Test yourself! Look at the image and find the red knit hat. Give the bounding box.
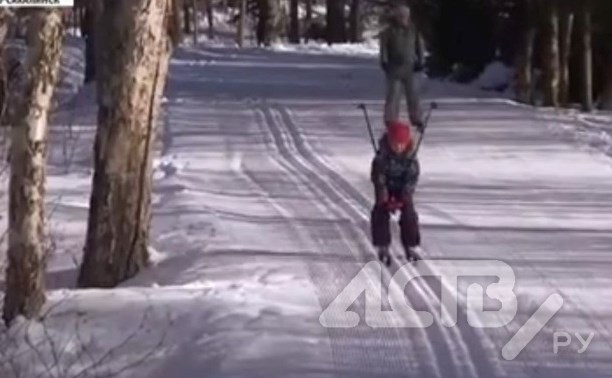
[387,121,411,146]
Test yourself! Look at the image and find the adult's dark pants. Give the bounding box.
[384,73,420,125]
[84,35,96,84]
[370,190,420,250]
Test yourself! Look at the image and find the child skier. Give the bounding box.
[370,120,421,265]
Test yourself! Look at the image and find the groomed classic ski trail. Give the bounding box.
[139,44,612,377]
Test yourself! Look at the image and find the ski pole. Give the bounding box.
[423,101,438,126]
[409,101,438,160]
[357,103,378,152]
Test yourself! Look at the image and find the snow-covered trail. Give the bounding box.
[289,99,612,378]
[148,44,612,377]
[149,98,492,378]
[3,42,612,378]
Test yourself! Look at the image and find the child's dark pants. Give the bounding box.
[370,190,420,250]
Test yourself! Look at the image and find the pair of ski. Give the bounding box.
[378,246,421,267]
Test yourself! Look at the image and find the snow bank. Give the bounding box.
[540,107,612,160]
[473,60,513,93]
[270,39,379,57]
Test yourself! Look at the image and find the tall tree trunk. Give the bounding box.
[326,0,346,44]
[256,0,267,45]
[600,66,612,110]
[578,0,593,111]
[289,0,299,44]
[78,0,175,288]
[305,0,312,24]
[542,0,560,107]
[192,0,198,44]
[0,9,10,123]
[599,39,612,110]
[237,0,246,47]
[270,0,281,44]
[515,0,537,104]
[257,0,280,46]
[206,0,214,39]
[349,0,362,43]
[2,9,63,326]
[558,1,574,106]
[183,0,192,34]
[0,9,8,57]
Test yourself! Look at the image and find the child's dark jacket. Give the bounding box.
[370,133,420,198]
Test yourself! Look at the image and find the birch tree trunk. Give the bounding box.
[3,9,63,326]
[78,0,175,288]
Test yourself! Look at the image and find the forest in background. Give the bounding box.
[61,0,610,111]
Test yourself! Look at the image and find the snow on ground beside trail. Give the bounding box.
[473,60,513,93]
[538,107,612,161]
[67,27,83,37]
[271,39,379,57]
[2,256,326,378]
[186,5,383,56]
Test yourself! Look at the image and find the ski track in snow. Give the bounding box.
[275,102,508,378]
[2,37,612,378]
[253,102,445,377]
[292,100,612,378]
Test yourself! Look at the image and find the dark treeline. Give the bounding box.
[57,0,612,111]
[2,1,611,129]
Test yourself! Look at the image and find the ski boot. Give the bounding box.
[377,246,391,266]
[404,246,421,263]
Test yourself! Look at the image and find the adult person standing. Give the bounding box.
[379,4,424,132]
[81,3,96,84]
